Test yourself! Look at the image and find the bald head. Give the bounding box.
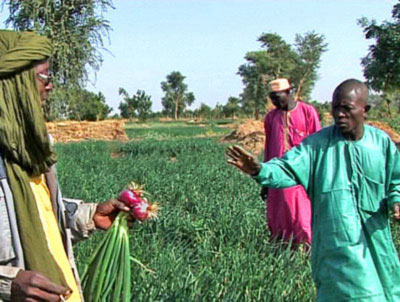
[332,79,368,106]
[331,79,370,140]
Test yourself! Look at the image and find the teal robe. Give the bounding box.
[254,125,400,301]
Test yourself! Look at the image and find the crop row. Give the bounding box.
[55,138,314,301]
[124,122,231,139]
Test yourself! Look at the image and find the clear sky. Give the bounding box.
[1,0,397,113]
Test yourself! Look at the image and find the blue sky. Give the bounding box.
[1,0,397,113]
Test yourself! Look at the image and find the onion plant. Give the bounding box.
[81,183,158,302]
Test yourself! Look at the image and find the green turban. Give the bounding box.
[0,29,55,175]
[0,30,68,289]
[0,30,53,76]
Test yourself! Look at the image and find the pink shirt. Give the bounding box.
[263,101,321,244]
[264,101,321,161]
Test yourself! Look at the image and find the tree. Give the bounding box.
[161,71,195,120]
[44,87,112,121]
[67,88,111,121]
[238,32,327,119]
[3,0,113,87]
[256,33,297,79]
[237,63,268,120]
[223,96,241,119]
[308,100,331,126]
[45,88,68,121]
[197,103,212,119]
[3,0,114,121]
[292,32,328,100]
[359,3,400,116]
[118,88,153,121]
[238,34,293,120]
[212,103,224,119]
[118,88,135,119]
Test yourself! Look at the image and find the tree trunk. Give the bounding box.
[174,100,178,120]
[295,79,304,101]
[382,82,392,119]
[385,97,392,118]
[174,95,182,120]
[397,98,400,114]
[254,107,259,120]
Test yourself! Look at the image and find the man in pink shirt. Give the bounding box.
[262,78,321,246]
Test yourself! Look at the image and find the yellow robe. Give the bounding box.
[29,175,81,302]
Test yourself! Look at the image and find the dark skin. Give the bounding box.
[227,80,400,220]
[261,88,295,200]
[226,145,261,176]
[268,89,296,111]
[11,60,132,302]
[331,82,370,141]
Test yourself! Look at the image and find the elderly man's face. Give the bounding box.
[269,90,290,110]
[34,60,53,104]
[331,89,367,139]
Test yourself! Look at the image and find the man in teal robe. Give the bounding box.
[227,79,400,301]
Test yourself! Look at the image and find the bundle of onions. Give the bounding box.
[81,182,158,302]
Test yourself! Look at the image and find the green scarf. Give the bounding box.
[0,30,67,287]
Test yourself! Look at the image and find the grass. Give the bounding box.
[55,122,316,301]
[124,121,232,139]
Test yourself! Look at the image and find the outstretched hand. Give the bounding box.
[226,145,261,176]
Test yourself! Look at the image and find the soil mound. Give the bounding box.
[46,120,129,143]
[366,121,400,144]
[222,120,265,156]
[222,119,400,155]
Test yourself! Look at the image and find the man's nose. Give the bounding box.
[336,109,346,117]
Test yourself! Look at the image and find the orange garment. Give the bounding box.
[29,175,81,302]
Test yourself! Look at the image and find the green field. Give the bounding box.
[56,121,314,301]
[124,121,232,139]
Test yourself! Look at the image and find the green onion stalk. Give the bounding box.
[81,183,158,302]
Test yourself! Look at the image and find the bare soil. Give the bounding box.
[46,120,129,143]
[222,119,400,155]
[222,120,265,156]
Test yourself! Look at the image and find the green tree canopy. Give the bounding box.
[118,88,153,121]
[3,0,114,87]
[161,71,195,120]
[3,0,114,121]
[223,96,241,119]
[67,88,111,121]
[212,102,224,119]
[359,3,400,115]
[292,32,328,100]
[46,87,111,121]
[238,62,268,120]
[196,103,212,119]
[238,31,327,119]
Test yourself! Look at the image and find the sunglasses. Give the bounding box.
[36,72,53,86]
